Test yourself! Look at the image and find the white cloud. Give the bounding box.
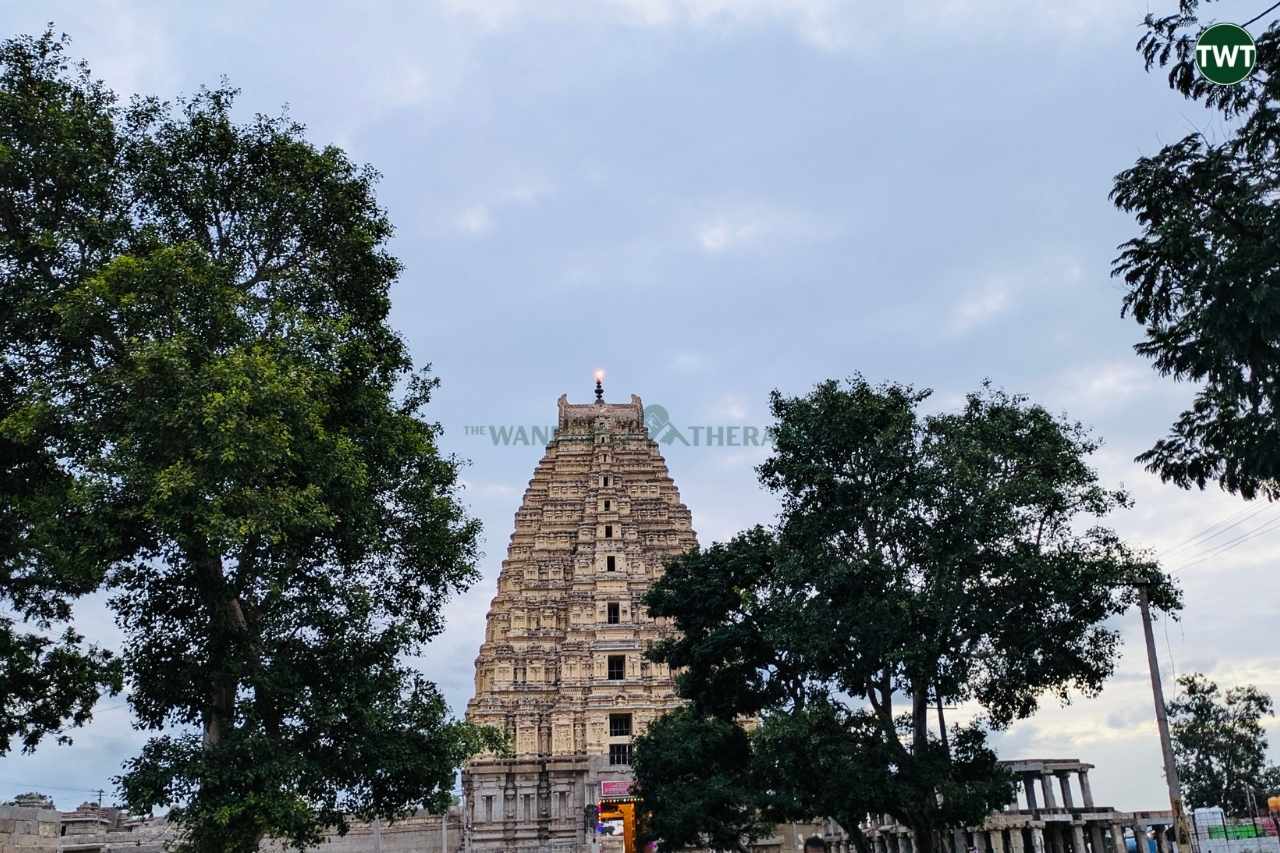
[440,0,848,50]
[707,393,750,421]
[716,444,772,471]
[1042,360,1192,421]
[691,202,834,255]
[949,283,1010,333]
[459,478,523,500]
[698,218,759,253]
[448,176,554,238]
[436,0,1144,53]
[612,0,846,50]
[455,204,493,235]
[668,352,708,374]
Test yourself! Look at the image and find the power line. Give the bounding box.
[1158,504,1271,559]
[0,780,109,794]
[1163,611,1179,699]
[1178,511,1280,563]
[1180,511,1280,565]
[1244,1,1280,28]
[1176,513,1280,570]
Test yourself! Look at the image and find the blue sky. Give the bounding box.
[3,0,1278,815]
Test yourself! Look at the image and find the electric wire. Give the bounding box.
[0,781,106,794]
[1157,503,1273,558]
[1175,512,1280,570]
[1244,1,1280,28]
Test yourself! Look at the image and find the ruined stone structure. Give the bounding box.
[461,384,697,852]
[816,759,1181,853]
[0,798,463,853]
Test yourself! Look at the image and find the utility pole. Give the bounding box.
[441,770,451,853]
[1137,583,1195,853]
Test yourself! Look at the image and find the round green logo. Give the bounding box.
[1195,23,1258,85]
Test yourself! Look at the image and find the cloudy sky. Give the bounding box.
[4,0,1278,816]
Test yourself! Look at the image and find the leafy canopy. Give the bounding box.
[0,29,502,851]
[636,378,1179,853]
[1168,673,1280,814]
[1112,0,1280,499]
[0,28,127,755]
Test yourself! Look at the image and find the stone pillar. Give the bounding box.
[1078,772,1095,808]
[1031,826,1047,853]
[1090,824,1106,853]
[1023,775,1040,811]
[1058,775,1075,810]
[1072,824,1088,853]
[1132,823,1149,853]
[991,829,1007,853]
[1009,828,1026,853]
[1110,825,1128,853]
[1040,775,1059,810]
[1153,825,1170,853]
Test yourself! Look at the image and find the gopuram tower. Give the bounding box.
[462,378,696,852]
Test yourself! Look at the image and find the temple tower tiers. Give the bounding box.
[462,387,697,853]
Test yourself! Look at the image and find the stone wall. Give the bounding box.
[0,804,60,852]
[0,802,460,853]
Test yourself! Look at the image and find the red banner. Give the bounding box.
[600,781,632,797]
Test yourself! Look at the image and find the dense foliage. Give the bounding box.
[1168,674,1280,813]
[1113,0,1280,499]
[0,27,127,757]
[0,30,502,851]
[634,379,1180,853]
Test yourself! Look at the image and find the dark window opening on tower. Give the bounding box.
[604,524,613,538]
[609,743,632,765]
[606,555,616,572]
[607,602,620,624]
[609,713,632,737]
[607,655,625,680]
[604,499,611,510]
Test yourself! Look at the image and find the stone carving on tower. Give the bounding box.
[462,380,696,852]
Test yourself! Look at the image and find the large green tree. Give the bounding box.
[0,30,501,851]
[1168,673,1280,814]
[1112,0,1280,499]
[636,379,1179,853]
[0,29,128,756]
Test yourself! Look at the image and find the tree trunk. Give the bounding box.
[845,824,874,853]
[912,681,930,755]
[910,681,939,853]
[911,824,937,853]
[191,543,243,749]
